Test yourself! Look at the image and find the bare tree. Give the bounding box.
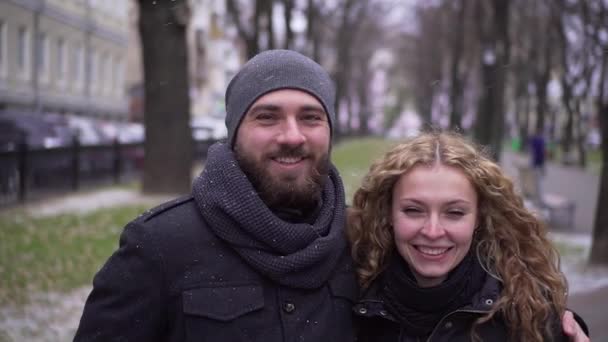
[588,0,608,265]
[282,0,295,49]
[305,0,322,60]
[331,0,368,137]
[448,0,467,130]
[138,0,193,194]
[510,5,533,151]
[553,0,594,167]
[411,4,445,125]
[473,0,511,160]
[226,0,261,58]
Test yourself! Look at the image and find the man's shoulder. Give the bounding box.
[135,194,196,220]
[129,194,205,233]
[121,194,214,252]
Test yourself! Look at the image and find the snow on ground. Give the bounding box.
[1,190,607,341]
[23,188,175,217]
[550,232,608,295]
[0,287,90,342]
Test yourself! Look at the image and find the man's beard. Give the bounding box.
[235,145,329,212]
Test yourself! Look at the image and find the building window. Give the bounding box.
[17,26,30,79]
[57,37,66,83]
[114,56,123,96]
[77,44,85,86]
[90,49,98,92]
[105,53,112,94]
[0,21,6,76]
[37,33,49,79]
[100,52,108,93]
[72,43,84,85]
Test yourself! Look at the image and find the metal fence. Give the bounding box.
[0,138,216,207]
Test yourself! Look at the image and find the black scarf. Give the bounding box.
[380,250,487,337]
[192,142,347,289]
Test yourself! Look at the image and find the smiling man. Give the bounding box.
[74,50,357,342]
[234,89,331,212]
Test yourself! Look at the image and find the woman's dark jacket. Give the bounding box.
[354,272,586,342]
[73,195,358,342]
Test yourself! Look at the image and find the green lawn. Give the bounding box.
[332,137,397,203]
[0,205,148,305]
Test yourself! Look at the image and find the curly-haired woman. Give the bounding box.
[348,131,589,341]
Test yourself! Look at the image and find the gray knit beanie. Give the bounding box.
[225,49,336,147]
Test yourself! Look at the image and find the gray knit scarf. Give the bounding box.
[192,142,347,289]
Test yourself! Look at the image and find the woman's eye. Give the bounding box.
[403,207,424,215]
[445,210,465,218]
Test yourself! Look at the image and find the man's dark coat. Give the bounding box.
[74,195,358,342]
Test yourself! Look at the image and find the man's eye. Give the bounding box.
[303,114,322,121]
[256,113,275,121]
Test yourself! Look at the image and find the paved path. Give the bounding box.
[500,151,599,234]
[501,151,607,340]
[568,285,608,341]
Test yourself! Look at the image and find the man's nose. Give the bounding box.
[277,118,306,146]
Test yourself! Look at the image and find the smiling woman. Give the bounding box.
[347,130,588,342]
[390,163,478,288]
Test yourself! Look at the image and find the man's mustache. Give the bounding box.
[268,146,309,159]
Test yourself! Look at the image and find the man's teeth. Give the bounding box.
[275,157,302,164]
[417,246,449,256]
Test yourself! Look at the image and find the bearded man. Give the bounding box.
[74,50,357,342]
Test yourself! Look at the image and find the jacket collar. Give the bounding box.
[353,270,502,322]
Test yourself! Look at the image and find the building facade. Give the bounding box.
[188,0,240,121]
[0,0,129,119]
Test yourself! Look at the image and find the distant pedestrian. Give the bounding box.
[529,127,547,174]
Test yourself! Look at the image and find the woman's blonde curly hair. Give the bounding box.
[347,130,567,342]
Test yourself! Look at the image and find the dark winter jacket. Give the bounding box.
[354,273,585,342]
[73,195,358,342]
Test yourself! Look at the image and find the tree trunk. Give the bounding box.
[357,65,370,135]
[346,91,354,135]
[283,0,294,49]
[535,70,549,130]
[589,52,608,264]
[475,61,496,149]
[448,0,466,130]
[226,0,260,59]
[265,0,275,50]
[305,0,321,61]
[521,95,531,152]
[590,156,608,264]
[333,0,359,137]
[575,102,587,168]
[138,0,193,194]
[560,81,575,164]
[473,0,509,161]
[489,0,509,161]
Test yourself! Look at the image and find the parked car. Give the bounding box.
[0,111,74,150]
[66,116,110,146]
[191,115,227,141]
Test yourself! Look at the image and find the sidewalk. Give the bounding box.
[501,151,608,339]
[500,151,599,234]
[568,285,608,341]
